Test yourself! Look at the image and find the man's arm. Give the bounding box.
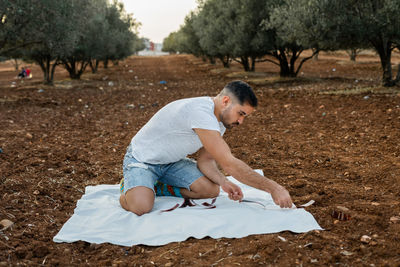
[194,128,293,208]
[197,147,243,200]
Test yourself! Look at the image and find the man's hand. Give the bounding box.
[221,179,243,201]
[270,184,293,208]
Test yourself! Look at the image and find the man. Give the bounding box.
[120,80,293,215]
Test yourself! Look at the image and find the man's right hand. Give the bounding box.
[270,185,293,208]
[221,179,243,201]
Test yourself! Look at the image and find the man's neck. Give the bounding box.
[212,96,221,122]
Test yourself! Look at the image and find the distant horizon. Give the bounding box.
[120,0,198,43]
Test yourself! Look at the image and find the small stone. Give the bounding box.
[129,70,133,73]
[371,202,380,206]
[26,133,33,139]
[0,219,14,230]
[108,81,114,86]
[390,216,400,223]
[277,236,287,242]
[341,250,354,256]
[165,263,173,267]
[336,206,350,212]
[360,235,371,243]
[33,190,40,195]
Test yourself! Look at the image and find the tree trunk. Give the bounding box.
[218,56,230,68]
[89,60,99,73]
[50,60,58,82]
[375,42,395,87]
[103,59,109,69]
[250,56,256,72]
[13,58,19,71]
[35,56,56,84]
[240,56,250,72]
[208,56,216,65]
[44,57,53,84]
[63,59,88,80]
[312,49,319,61]
[395,64,400,83]
[276,49,294,77]
[348,49,358,61]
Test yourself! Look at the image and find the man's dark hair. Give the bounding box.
[223,80,258,107]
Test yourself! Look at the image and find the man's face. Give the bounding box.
[220,100,254,129]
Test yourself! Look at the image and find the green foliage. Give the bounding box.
[275,0,400,86]
[170,0,316,74]
[162,32,179,53]
[193,0,274,70]
[0,0,142,83]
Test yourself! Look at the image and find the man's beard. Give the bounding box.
[222,120,239,129]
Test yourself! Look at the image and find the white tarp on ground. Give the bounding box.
[53,170,323,246]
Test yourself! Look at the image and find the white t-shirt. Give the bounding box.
[130,96,226,164]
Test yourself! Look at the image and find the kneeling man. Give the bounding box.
[120,80,293,215]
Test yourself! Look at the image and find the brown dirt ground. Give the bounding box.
[0,52,400,266]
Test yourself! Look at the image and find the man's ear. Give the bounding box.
[221,95,231,107]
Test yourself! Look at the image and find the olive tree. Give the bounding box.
[274,0,400,86]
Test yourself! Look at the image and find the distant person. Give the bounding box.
[25,67,31,78]
[17,67,26,79]
[119,80,293,216]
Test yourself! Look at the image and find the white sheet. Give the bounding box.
[53,170,322,246]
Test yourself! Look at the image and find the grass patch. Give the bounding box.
[320,86,400,95]
[210,68,231,74]
[226,71,268,79]
[247,76,313,86]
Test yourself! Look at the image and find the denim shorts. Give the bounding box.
[121,145,205,195]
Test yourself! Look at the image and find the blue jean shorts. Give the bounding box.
[121,145,205,195]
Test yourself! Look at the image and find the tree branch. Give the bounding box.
[256,57,280,66]
[295,49,319,76]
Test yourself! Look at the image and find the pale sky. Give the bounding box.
[120,0,198,43]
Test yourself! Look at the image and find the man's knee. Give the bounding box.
[121,186,154,216]
[191,177,220,198]
[128,205,152,216]
[204,183,220,198]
